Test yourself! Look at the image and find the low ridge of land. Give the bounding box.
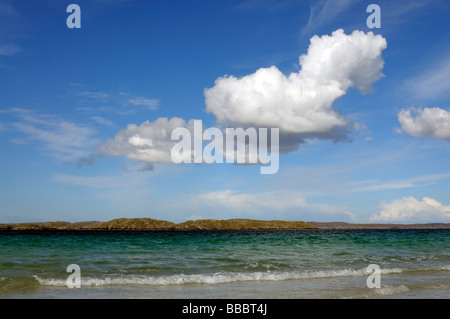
[1,218,449,231]
[174,219,314,230]
[0,218,315,231]
[308,221,450,230]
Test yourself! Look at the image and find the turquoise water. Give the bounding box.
[0,229,449,298]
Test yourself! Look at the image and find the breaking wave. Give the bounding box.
[33,267,405,287]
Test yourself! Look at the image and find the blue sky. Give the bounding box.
[1,0,450,224]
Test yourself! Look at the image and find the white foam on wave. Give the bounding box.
[439,265,450,271]
[33,267,404,287]
[374,284,409,295]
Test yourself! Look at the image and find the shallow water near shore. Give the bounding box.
[1,229,449,298]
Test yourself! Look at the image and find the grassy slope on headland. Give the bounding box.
[0,218,449,231]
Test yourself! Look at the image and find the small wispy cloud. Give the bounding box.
[53,171,155,215]
[121,162,154,173]
[77,152,102,168]
[69,82,85,87]
[70,85,159,114]
[53,174,138,189]
[189,189,354,220]
[91,116,115,127]
[404,55,450,101]
[0,44,20,56]
[75,107,94,112]
[381,0,437,29]
[78,91,109,100]
[5,108,98,162]
[0,1,19,17]
[128,97,159,110]
[301,0,358,35]
[349,172,450,193]
[232,0,300,12]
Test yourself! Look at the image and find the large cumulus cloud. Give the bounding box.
[100,29,387,164]
[370,196,450,223]
[205,29,387,151]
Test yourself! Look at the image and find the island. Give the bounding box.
[0,218,449,231]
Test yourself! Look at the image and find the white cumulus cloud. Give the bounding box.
[101,29,387,164]
[204,29,387,151]
[99,117,190,164]
[370,196,450,223]
[397,107,450,140]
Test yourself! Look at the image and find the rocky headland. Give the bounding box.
[0,218,449,231]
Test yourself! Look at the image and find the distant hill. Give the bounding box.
[0,221,100,231]
[174,219,315,230]
[1,218,449,231]
[85,218,176,230]
[0,218,316,231]
[308,221,450,230]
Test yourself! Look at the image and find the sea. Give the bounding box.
[0,229,449,299]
